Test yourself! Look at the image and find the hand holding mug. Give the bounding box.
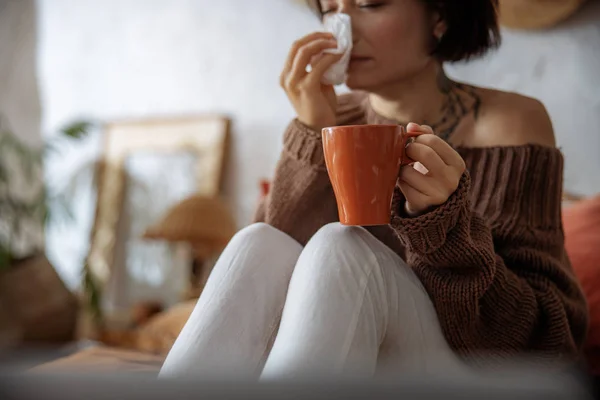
[322,124,421,226]
[398,123,467,217]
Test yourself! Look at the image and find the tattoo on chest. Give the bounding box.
[427,71,481,142]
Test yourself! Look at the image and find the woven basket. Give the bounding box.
[498,0,588,30]
[143,195,236,252]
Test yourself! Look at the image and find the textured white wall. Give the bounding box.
[0,0,44,257]
[0,0,41,147]
[38,0,321,290]
[447,0,600,198]
[37,0,600,289]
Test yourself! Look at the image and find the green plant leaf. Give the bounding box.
[0,244,12,271]
[25,194,48,227]
[82,261,104,328]
[0,117,95,274]
[0,161,7,183]
[61,120,93,140]
[45,120,93,157]
[0,130,42,181]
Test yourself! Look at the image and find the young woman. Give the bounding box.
[159,0,588,379]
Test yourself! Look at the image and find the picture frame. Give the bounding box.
[86,115,230,318]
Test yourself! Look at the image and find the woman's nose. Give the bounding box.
[336,0,359,45]
[333,3,360,44]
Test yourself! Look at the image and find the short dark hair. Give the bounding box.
[423,0,501,61]
[306,0,501,62]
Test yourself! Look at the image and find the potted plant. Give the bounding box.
[0,115,102,347]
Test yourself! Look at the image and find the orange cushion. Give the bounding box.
[563,195,600,375]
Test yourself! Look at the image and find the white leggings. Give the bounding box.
[158,223,461,380]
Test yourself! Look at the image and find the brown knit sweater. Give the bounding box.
[254,92,588,365]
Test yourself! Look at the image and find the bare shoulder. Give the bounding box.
[471,87,556,148]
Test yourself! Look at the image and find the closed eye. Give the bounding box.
[322,1,385,15]
[358,2,385,10]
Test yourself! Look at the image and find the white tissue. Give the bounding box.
[321,13,352,86]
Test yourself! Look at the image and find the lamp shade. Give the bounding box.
[143,195,236,252]
[498,0,588,30]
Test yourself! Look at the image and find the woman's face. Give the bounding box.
[319,0,443,90]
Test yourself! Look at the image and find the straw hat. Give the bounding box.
[498,0,589,30]
[143,195,236,254]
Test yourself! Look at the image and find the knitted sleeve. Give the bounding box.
[252,93,368,244]
[390,145,588,363]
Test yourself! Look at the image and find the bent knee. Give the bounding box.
[229,223,300,251]
[302,223,376,267]
[309,222,371,250]
[303,222,407,276]
[233,222,275,240]
[215,223,302,278]
[232,222,286,244]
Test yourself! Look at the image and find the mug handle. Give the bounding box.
[399,125,422,166]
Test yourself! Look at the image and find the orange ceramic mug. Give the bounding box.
[322,124,420,226]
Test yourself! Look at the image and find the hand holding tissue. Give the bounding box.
[320,14,353,86]
[281,15,352,130]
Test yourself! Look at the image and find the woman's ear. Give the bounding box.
[431,11,447,41]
